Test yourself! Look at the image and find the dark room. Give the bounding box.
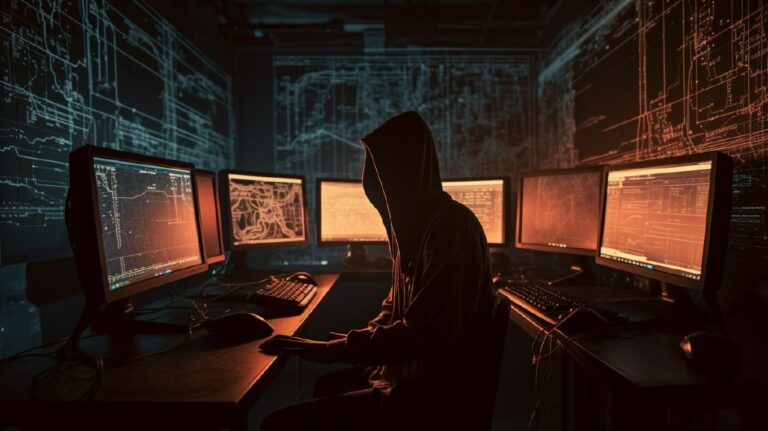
[0,0,767,430]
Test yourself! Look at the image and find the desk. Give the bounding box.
[500,285,768,430]
[0,274,339,430]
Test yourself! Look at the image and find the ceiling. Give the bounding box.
[212,0,563,49]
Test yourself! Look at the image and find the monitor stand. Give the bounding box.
[90,298,191,334]
[221,250,274,281]
[342,244,393,271]
[545,262,596,286]
[344,244,370,268]
[657,282,709,324]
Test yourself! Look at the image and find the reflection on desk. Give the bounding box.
[0,274,339,430]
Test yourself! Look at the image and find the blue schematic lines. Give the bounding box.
[0,0,234,262]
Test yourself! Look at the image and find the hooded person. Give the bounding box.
[260,111,494,431]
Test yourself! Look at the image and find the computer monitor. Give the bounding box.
[68,145,207,305]
[317,179,388,244]
[595,152,732,290]
[515,166,604,255]
[317,177,509,246]
[194,170,225,266]
[442,177,509,246]
[220,170,308,249]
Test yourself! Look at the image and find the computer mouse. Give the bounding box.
[287,272,317,286]
[679,331,740,376]
[205,312,274,341]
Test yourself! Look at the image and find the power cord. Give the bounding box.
[528,306,595,431]
[24,292,209,401]
[5,273,284,401]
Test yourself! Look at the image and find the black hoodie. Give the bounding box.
[342,112,494,407]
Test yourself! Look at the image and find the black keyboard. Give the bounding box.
[495,279,624,325]
[247,278,317,309]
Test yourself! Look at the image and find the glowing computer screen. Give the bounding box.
[443,178,506,245]
[94,157,203,291]
[195,171,225,264]
[318,178,506,245]
[517,168,602,254]
[318,180,388,243]
[599,161,713,281]
[226,173,307,247]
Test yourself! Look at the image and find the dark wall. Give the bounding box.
[538,0,768,318]
[238,50,537,266]
[235,50,274,173]
[0,0,235,265]
[237,0,768,320]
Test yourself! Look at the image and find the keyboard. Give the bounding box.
[247,278,317,309]
[495,279,624,325]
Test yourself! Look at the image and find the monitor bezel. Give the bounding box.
[194,169,226,265]
[515,165,605,256]
[594,152,731,290]
[316,177,388,246]
[73,145,207,304]
[219,169,310,250]
[442,176,511,247]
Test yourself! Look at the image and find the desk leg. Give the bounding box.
[567,359,601,431]
[561,357,570,431]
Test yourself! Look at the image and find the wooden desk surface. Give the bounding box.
[0,274,338,428]
[500,285,768,408]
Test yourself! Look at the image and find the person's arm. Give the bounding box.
[260,209,489,365]
[367,287,394,329]
[343,212,488,365]
[261,286,396,361]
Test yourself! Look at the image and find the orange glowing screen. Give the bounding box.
[319,180,388,243]
[599,161,712,280]
[319,179,505,245]
[442,179,506,245]
[519,170,601,251]
[94,157,202,291]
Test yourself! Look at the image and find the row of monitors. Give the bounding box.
[215,153,730,291]
[226,176,509,247]
[68,145,730,306]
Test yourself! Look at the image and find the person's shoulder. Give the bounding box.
[428,199,483,238]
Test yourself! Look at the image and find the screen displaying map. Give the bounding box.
[227,173,306,246]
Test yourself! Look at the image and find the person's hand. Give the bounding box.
[259,335,344,363]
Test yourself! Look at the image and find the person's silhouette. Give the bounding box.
[261,111,494,430]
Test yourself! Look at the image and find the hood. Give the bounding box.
[361,111,446,267]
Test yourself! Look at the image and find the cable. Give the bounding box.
[30,353,103,401]
[528,306,594,431]
[0,332,98,364]
[529,328,560,431]
[10,272,274,401]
